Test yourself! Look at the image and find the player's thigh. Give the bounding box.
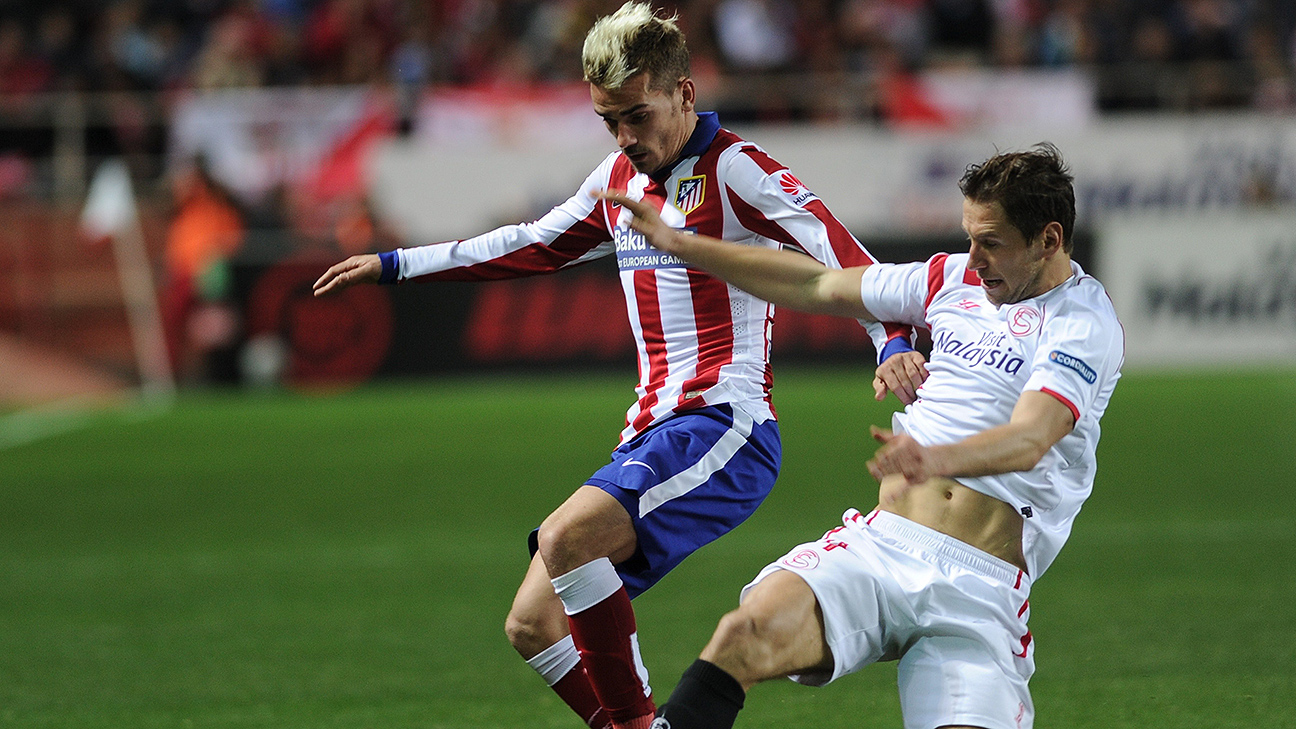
[702,569,831,686]
[739,511,903,687]
[537,485,638,571]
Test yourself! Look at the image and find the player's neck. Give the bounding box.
[655,112,700,179]
[1032,255,1075,300]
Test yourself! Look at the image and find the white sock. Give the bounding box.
[525,634,582,687]
[551,557,623,616]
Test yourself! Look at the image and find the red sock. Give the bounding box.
[566,588,655,724]
[552,666,612,729]
[552,559,655,726]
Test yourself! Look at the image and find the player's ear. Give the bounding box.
[1037,221,1064,255]
[678,77,696,112]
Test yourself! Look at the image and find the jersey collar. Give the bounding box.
[649,111,720,183]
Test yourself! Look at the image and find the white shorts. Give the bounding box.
[742,508,1036,729]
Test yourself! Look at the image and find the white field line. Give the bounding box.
[0,394,170,451]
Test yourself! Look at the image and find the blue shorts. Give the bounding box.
[589,404,781,598]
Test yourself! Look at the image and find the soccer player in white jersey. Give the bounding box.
[312,4,925,728]
[603,143,1124,729]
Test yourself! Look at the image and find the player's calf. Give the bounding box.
[506,553,571,658]
[552,558,656,726]
[652,659,745,729]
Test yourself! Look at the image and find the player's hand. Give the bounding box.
[597,189,682,254]
[873,350,929,404]
[313,254,382,296]
[867,425,938,485]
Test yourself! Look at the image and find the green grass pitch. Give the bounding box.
[1,366,1294,728]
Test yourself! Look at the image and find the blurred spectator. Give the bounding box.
[839,0,928,72]
[712,0,797,71]
[302,0,396,84]
[0,0,1284,116]
[1169,0,1246,63]
[1251,19,1295,110]
[191,5,267,89]
[1038,0,1092,67]
[1132,13,1176,63]
[0,19,52,97]
[162,156,245,383]
[32,9,83,91]
[332,193,398,256]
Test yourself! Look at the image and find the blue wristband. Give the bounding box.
[878,336,914,365]
[377,250,400,284]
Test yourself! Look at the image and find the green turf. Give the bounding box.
[1,367,1293,728]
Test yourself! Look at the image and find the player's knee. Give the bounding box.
[706,609,777,678]
[535,513,610,573]
[713,608,769,650]
[533,519,575,570]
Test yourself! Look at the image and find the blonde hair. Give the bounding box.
[582,2,690,91]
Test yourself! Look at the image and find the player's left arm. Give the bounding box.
[867,390,1075,484]
[873,350,929,405]
[603,189,874,318]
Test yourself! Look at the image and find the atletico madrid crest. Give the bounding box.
[674,176,705,215]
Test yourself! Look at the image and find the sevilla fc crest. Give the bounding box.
[674,176,705,215]
[1007,305,1042,337]
[782,549,820,570]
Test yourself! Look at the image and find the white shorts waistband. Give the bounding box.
[850,508,1029,588]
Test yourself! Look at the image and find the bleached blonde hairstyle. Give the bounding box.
[582,2,690,91]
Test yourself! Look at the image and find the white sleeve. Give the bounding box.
[1023,301,1124,422]
[859,259,937,328]
[397,154,617,281]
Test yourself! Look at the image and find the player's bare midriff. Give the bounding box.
[876,474,1027,572]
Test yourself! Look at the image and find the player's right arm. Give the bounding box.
[602,190,877,320]
[313,254,381,296]
[315,154,621,297]
[866,390,1076,484]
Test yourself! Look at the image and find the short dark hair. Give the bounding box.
[582,2,691,92]
[959,143,1076,253]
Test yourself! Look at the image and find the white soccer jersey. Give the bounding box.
[859,252,1124,577]
[394,113,908,444]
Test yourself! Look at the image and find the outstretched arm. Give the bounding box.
[867,390,1075,484]
[601,190,877,320]
[313,254,382,296]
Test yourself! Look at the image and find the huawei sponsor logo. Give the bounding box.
[778,171,816,206]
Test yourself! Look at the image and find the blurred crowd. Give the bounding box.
[0,0,1294,110]
[2,1,1293,387]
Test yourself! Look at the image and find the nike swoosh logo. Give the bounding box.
[621,458,657,475]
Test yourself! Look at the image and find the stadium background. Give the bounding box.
[1,0,1294,727]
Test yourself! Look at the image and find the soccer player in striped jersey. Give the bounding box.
[605,144,1124,729]
[313,3,924,727]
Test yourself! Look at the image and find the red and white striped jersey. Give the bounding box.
[394,113,905,444]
